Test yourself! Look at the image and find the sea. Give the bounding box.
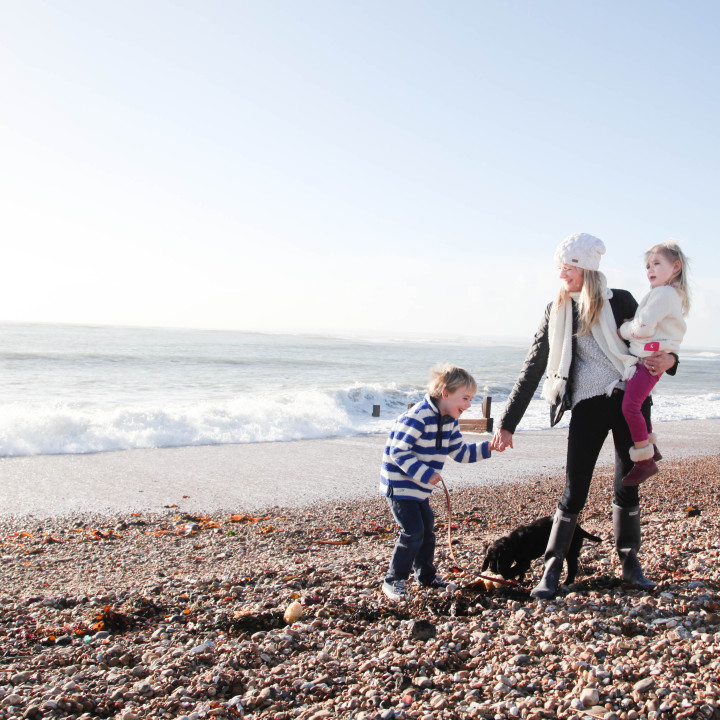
[1,322,718,458]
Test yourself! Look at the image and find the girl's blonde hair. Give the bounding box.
[646,241,691,316]
[428,364,477,398]
[556,269,607,335]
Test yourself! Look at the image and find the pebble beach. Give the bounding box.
[2,447,719,720]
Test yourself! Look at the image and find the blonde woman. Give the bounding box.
[492,233,677,599]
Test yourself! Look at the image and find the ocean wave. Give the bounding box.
[0,386,400,457]
[1,384,718,458]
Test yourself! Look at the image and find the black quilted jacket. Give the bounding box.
[499,289,676,433]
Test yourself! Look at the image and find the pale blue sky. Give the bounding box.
[2,1,719,347]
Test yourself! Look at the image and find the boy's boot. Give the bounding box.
[647,432,662,461]
[530,509,578,599]
[622,445,658,486]
[613,504,657,591]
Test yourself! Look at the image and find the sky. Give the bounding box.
[1,1,719,348]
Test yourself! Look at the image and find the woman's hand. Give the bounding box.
[491,429,514,452]
[643,351,676,376]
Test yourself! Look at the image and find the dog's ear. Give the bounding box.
[498,556,514,577]
[481,550,490,571]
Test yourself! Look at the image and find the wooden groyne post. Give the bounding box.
[458,396,493,434]
[385,396,493,433]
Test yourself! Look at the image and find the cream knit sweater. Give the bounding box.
[619,285,686,357]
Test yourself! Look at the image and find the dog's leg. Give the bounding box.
[515,559,532,582]
[564,544,585,585]
[578,527,602,543]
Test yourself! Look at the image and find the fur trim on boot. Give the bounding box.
[629,444,655,462]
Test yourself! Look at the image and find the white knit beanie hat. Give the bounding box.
[554,233,606,271]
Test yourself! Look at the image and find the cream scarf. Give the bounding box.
[541,289,638,405]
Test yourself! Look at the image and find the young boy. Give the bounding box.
[379,364,492,601]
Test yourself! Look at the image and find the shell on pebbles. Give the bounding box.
[283,600,303,623]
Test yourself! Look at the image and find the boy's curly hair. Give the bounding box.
[428,363,477,398]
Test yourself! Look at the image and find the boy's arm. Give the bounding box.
[447,425,491,463]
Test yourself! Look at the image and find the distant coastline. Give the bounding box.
[2,322,718,458]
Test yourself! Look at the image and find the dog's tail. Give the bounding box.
[577,527,602,543]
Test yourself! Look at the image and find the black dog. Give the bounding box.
[482,516,601,585]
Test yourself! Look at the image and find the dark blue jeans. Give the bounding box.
[385,497,437,585]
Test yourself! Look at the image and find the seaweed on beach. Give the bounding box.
[339,600,411,624]
[91,605,137,633]
[120,595,166,620]
[223,610,286,634]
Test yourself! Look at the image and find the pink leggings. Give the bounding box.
[622,363,661,444]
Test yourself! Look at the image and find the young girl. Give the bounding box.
[619,242,690,486]
[379,364,492,602]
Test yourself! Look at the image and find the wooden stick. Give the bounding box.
[438,478,517,587]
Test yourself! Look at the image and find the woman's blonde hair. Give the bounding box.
[556,269,607,334]
[646,241,691,316]
[428,364,477,398]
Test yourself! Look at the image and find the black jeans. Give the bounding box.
[559,391,651,514]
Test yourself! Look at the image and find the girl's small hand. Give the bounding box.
[429,473,442,485]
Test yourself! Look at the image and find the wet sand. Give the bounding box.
[1,418,717,518]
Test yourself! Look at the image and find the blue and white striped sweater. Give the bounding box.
[378,394,491,501]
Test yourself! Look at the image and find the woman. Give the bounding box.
[492,233,677,599]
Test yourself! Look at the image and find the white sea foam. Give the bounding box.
[0,386,389,457]
[1,383,718,458]
[1,323,718,457]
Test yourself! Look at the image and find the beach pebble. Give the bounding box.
[634,677,655,693]
[283,600,303,623]
[10,671,32,685]
[580,688,600,706]
[510,653,531,665]
[409,619,436,640]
